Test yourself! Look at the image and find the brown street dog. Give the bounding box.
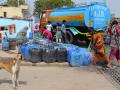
[0,54,22,88]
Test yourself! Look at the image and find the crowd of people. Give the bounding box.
[3,18,118,69]
[91,19,120,68]
[33,19,120,69]
[41,20,67,43]
[0,15,119,69]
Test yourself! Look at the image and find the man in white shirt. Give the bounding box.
[1,30,7,40]
[46,21,53,32]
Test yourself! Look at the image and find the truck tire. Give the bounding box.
[65,31,74,44]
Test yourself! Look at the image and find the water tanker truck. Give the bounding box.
[40,2,111,46]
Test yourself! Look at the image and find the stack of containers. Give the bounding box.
[20,39,93,65]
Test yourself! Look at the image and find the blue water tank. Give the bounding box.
[49,2,110,31]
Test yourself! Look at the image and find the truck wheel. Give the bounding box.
[65,31,74,44]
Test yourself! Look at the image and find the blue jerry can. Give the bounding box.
[68,50,83,67]
[29,32,33,40]
[82,52,93,65]
[2,41,9,51]
[22,44,40,63]
[79,48,92,65]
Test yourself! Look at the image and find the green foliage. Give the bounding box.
[7,0,25,7]
[34,0,74,14]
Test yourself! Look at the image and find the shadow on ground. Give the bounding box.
[0,79,27,85]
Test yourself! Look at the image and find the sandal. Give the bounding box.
[105,66,116,69]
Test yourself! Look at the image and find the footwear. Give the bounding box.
[114,62,120,67]
[117,60,120,67]
[105,66,116,69]
[107,60,112,68]
[106,64,112,68]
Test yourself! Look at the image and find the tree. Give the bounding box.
[34,0,74,15]
[45,0,74,10]
[7,0,25,7]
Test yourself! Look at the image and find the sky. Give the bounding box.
[73,0,120,17]
[0,0,6,4]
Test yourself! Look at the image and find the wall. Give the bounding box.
[0,18,32,39]
[0,6,23,18]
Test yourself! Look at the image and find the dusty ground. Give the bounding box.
[0,50,119,90]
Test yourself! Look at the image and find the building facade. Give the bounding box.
[0,4,28,18]
[0,6,23,18]
[0,17,32,39]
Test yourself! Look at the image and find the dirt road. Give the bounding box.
[0,50,119,90]
[0,63,118,90]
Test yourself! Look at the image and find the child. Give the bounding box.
[61,20,67,43]
[56,23,62,43]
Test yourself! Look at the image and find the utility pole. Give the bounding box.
[18,0,20,7]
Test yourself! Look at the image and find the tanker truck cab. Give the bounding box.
[40,2,110,46]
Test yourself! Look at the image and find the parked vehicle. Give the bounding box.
[40,2,111,46]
